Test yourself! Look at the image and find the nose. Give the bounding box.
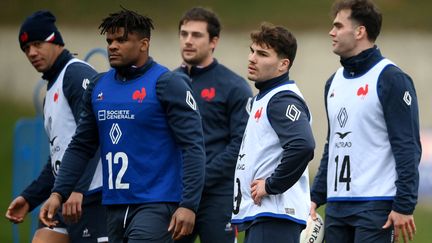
[26,45,38,57]
[248,52,256,64]
[108,41,118,51]
[184,34,193,45]
[329,27,336,37]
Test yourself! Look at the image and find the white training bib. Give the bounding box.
[326,59,397,201]
[44,58,102,191]
[232,83,310,225]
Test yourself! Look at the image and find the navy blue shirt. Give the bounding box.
[54,58,205,212]
[21,50,99,211]
[176,59,253,196]
[311,46,421,215]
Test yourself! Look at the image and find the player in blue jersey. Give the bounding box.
[5,10,107,243]
[231,23,315,243]
[174,7,253,243]
[310,1,421,242]
[38,7,206,243]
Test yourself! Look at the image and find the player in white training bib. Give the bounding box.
[232,23,315,243]
[310,1,421,243]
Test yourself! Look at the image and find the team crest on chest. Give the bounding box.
[201,87,216,101]
[132,87,146,103]
[357,84,369,99]
[53,89,59,103]
[254,107,263,122]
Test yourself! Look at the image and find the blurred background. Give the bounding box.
[1,0,431,242]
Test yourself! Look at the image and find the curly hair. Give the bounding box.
[99,6,154,39]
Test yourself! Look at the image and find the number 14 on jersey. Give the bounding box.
[334,155,351,191]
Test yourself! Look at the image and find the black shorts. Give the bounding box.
[175,194,235,243]
[244,218,304,243]
[325,209,393,243]
[38,192,108,243]
[67,193,108,243]
[106,203,177,243]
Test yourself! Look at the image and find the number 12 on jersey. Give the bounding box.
[106,152,130,189]
[334,155,351,191]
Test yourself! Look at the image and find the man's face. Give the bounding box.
[23,41,62,73]
[329,9,359,58]
[106,27,148,68]
[179,20,217,66]
[247,42,287,82]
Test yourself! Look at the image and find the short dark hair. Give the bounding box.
[99,7,154,39]
[332,0,382,41]
[250,23,297,69]
[178,7,221,40]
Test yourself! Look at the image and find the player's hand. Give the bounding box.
[382,210,416,243]
[168,207,196,240]
[62,192,83,224]
[39,193,62,227]
[251,179,268,206]
[310,201,318,220]
[5,196,30,223]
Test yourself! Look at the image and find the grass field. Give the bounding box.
[1,100,432,242]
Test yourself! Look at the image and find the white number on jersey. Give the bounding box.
[106,152,130,189]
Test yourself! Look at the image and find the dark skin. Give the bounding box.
[39,27,196,241]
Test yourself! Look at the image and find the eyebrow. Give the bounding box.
[333,20,343,27]
[251,46,270,55]
[180,29,205,35]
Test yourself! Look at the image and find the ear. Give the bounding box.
[279,58,290,72]
[140,38,150,52]
[210,36,219,50]
[355,25,367,40]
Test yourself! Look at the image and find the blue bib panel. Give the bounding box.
[92,63,183,205]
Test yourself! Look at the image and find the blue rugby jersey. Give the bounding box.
[92,63,183,204]
[54,58,205,212]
